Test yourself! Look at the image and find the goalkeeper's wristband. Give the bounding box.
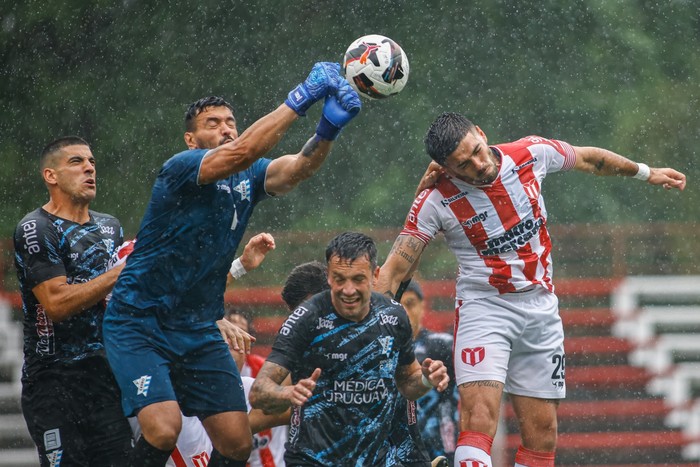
[229,258,247,279]
[285,84,313,116]
[633,162,650,181]
[315,115,341,141]
[421,375,433,388]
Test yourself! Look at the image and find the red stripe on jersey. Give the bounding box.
[435,177,515,293]
[512,158,553,290]
[258,429,276,466]
[400,188,434,244]
[170,448,187,467]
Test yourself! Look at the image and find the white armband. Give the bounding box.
[229,258,247,279]
[633,162,650,181]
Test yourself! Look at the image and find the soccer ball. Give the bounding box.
[343,34,409,100]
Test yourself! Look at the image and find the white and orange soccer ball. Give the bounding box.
[343,34,409,100]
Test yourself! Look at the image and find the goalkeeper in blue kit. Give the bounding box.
[103,63,361,466]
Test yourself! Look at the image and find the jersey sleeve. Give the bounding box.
[14,214,66,289]
[399,188,441,245]
[250,158,272,203]
[161,149,208,192]
[524,135,577,174]
[265,304,314,372]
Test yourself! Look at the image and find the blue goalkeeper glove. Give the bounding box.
[315,82,361,141]
[285,62,344,116]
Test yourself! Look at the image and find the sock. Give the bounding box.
[208,449,247,467]
[454,431,493,467]
[514,445,555,467]
[128,436,173,467]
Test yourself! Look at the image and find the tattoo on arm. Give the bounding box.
[594,159,605,172]
[254,363,292,412]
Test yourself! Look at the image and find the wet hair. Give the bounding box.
[424,112,476,166]
[40,136,90,169]
[403,280,424,301]
[184,96,235,132]
[325,231,378,271]
[281,261,329,310]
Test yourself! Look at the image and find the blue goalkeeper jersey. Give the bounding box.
[266,291,416,467]
[108,149,270,330]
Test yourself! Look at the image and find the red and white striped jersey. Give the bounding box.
[401,136,577,299]
[242,376,288,467]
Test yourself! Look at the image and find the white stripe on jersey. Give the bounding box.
[402,136,576,300]
[242,376,287,467]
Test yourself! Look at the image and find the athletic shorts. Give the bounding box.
[453,286,566,399]
[21,356,133,467]
[103,309,247,418]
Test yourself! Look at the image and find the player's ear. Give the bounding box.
[475,125,487,143]
[371,266,380,284]
[43,167,57,186]
[184,132,197,149]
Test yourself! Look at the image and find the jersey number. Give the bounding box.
[551,354,565,380]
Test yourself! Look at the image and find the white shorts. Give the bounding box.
[454,286,566,399]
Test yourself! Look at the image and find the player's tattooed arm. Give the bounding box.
[377,234,426,298]
[250,363,322,414]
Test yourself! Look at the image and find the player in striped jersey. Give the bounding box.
[377,112,686,467]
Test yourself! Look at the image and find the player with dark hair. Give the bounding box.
[103,63,361,467]
[14,136,133,466]
[280,260,328,310]
[378,112,686,467]
[397,280,458,465]
[249,232,449,466]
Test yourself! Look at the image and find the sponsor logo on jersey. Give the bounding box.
[378,336,394,356]
[440,190,469,207]
[406,400,418,425]
[70,252,79,261]
[279,306,308,336]
[233,179,251,202]
[511,156,538,174]
[100,225,115,235]
[461,210,488,229]
[317,317,334,330]
[217,183,231,194]
[380,314,399,326]
[133,375,152,396]
[20,219,41,254]
[461,347,485,366]
[324,352,347,361]
[480,217,544,256]
[35,305,55,356]
[325,379,390,404]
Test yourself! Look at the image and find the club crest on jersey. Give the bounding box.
[378,336,394,356]
[461,347,485,366]
[522,179,540,200]
[46,449,63,467]
[133,375,152,396]
[460,460,489,467]
[233,179,251,202]
[102,238,114,252]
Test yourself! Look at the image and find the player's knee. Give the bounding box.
[521,417,558,451]
[141,419,182,451]
[461,403,499,436]
[216,436,253,460]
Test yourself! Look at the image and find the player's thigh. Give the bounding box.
[104,313,178,417]
[504,288,566,400]
[457,380,504,435]
[510,394,559,450]
[453,297,522,386]
[172,330,247,417]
